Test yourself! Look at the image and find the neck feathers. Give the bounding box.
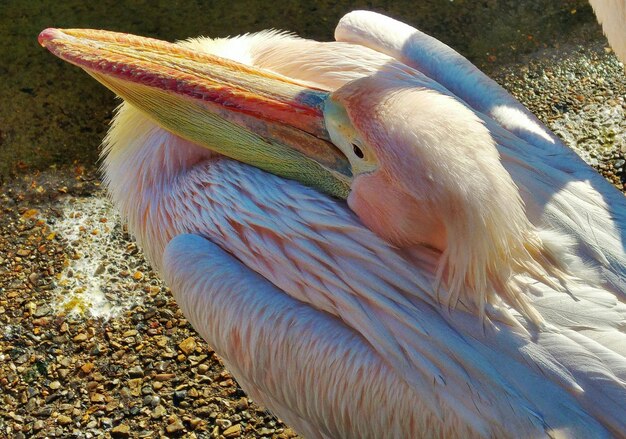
[101,102,212,268]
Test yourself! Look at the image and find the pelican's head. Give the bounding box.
[38,28,510,244]
[324,70,513,251]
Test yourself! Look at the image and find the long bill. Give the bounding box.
[38,28,352,199]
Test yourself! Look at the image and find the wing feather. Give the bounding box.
[162,159,620,437]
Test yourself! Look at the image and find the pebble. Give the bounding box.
[57,414,72,425]
[128,378,143,397]
[32,317,50,326]
[173,390,186,406]
[143,395,160,408]
[33,304,51,317]
[223,424,242,437]
[178,337,196,355]
[189,417,203,430]
[151,404,166,419]
[72,333,88,342]
[29,272,40,285]
[90,393,106,403]
[235,397,249,410]
[154,373,175,381]
[128,365,144,378]
[165,420,185,435]
[111,423,131,438]
[216,418,232,429]
[35,407,52,418]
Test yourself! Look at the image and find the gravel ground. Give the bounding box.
[1,15,624,439]
[0,170,300,438]
[490,42,625,181]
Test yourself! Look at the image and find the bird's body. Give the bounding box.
[40,11,626,438]
[589,0,626,64]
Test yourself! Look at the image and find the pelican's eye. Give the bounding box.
[352,143,364,159]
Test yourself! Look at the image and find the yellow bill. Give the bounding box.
[39,28,352,198]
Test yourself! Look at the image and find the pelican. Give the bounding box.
[39,10,626,438]
[589,0,626,64]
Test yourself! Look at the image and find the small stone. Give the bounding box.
[216,419,232,429]
[81,362,95,374]
[235,397,248,410]
[94,263,106,276]
[151,404,166,419]
[97,375,110,385]
[57,414,72,425]
[48,381,61,390]
[128,365,144,378]
[155,336,168,347]
[128,378,142,397]
[197,364,209,374]
[178,337,196,355]
[143,395,160,408]
[189,418,203,430]
[90,393,106,403]
[281,428,298,437]
[119,387,132,399]
[32,317,50,326]
[29,272,40,285]
[153,373,175,381]
[173,390,186,406]
[33,304,51,317]
[35,407,52,418]
[73,333,88,342]
[165,420,185,435]
[17,248,31,257]
[22,209,39,219]
[111,423,131,438]
[223,424,242,437]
